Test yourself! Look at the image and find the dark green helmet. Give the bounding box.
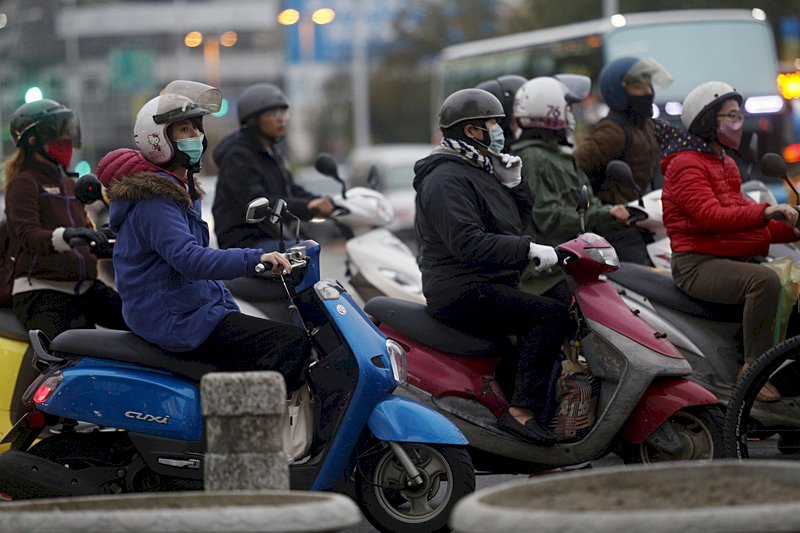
[438,88,504,129]
[9,99,81,148]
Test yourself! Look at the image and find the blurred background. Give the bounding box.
[2,0,800,184]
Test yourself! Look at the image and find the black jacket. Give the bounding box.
[413,152,533,308]
[212,129,318,249]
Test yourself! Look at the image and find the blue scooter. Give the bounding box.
[0,198,473,533]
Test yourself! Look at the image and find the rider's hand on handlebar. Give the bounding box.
[528,243,558,272]
[259,251,293,275]
[765,204,799,227]
[308,197,335,217]
[63,227,109,248]
[610,204,630,223]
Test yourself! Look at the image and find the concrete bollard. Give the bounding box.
[201,371,289,491]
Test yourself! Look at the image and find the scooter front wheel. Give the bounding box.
[619,405,725,463]
[355,442,474,533]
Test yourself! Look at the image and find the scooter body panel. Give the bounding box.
[576,280,683,358]
[37,358,203,441]
[367,396,468,445]
[620,377,719,443]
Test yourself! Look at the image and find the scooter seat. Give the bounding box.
[364,296,514,357]
[606,262,743,323]
[49,329,218,382]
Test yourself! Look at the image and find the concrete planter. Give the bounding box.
[451,460,800,533]
[0,490,362,532]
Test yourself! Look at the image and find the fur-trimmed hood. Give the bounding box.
[108,172,194,208]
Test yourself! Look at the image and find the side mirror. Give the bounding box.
[761,153,788,179]
[75,174,105,205]
[366,164,380,190]
[270,198,286,225]
[576,185,590,234]
[606,159,642,207]
[314,152,346,198]
[245,197,271,223]
[760,153,798,204]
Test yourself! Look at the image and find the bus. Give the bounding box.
[434,9,798,168]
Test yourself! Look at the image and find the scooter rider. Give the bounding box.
[4,99,126,339]
[414,88,570,446]
[97,80,309,389]
[476,74,526,152]
[661,80,800,402]
[574,57,673,264]
[212,83,334,251]
[512,76,630,304]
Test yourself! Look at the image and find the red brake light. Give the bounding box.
[33,374,62,404]
[783,144,800,164]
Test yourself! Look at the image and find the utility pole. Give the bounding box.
[351,1,371,148]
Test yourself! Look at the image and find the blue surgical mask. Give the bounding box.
[488,123,505,154]
[175,134,204,165]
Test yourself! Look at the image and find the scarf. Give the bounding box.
[440,138,495,174]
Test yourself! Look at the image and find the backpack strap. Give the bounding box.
[600,113,633,160]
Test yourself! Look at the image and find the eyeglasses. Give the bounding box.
[717,111,744,122]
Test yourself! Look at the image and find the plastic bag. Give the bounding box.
[762,257,800,344]
[281,385,314,463]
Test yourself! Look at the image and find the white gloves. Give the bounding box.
[490,153,522,188]
[528,243,558,272]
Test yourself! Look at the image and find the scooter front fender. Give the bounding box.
[620,377,719,443]
[368,396,468,445]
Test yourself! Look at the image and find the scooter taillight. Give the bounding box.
[32,373,63,404]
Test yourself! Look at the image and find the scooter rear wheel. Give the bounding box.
[620,405,725,463]
[355,442,474,533]
[724,336,800,459]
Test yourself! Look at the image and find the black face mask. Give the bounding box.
[627,94,654,118]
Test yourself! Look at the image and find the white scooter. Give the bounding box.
[312,154,425,305]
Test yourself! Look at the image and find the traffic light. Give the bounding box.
[24,86,43,103]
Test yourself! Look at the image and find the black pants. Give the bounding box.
[429,283,569,414]
[12,280,128,340]
[179,312,310,393]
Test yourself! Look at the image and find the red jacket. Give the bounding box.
[661,150,795,257]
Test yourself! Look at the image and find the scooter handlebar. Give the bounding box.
[768,205,800,227]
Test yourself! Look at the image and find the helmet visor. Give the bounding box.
[153,80,222,124]
[34,109,81,148]
[555,74,592,103]
[623,57,673,88]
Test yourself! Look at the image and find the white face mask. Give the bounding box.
[475,123,506,154]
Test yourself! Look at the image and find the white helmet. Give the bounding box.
[681,81,742,133]
[514,77,585,130]
[134,80,222,165]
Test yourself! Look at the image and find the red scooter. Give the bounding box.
[364,186,727,472]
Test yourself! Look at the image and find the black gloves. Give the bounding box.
[62,227,116,257]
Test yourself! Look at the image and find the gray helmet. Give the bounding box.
[237,83,289,124]
[439,88,505,129]
[476,75,526,120]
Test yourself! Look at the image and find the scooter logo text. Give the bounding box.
[125,411,169,424]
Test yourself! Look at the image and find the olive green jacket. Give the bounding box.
[512,139,619,295]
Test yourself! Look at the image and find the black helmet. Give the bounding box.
[10,99,81,148]
[476,75,526,119]
[237,83,289,124]
[439,88,504,129]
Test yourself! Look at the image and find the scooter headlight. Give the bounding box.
[386,339,407,384]
[585,246,620,267]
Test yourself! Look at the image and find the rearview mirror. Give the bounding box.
[245,197,271,223]
[606,160,638,192]
[576,185,590,234]
[270,198,286,225]
[555,73,591,103]
[314,152,347,198]
[75,174,105,205]
[761,153,787,179]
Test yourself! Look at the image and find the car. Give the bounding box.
[347,143,432,236]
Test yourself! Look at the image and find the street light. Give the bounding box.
[277,8,335,62]
[183,31,238,88]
